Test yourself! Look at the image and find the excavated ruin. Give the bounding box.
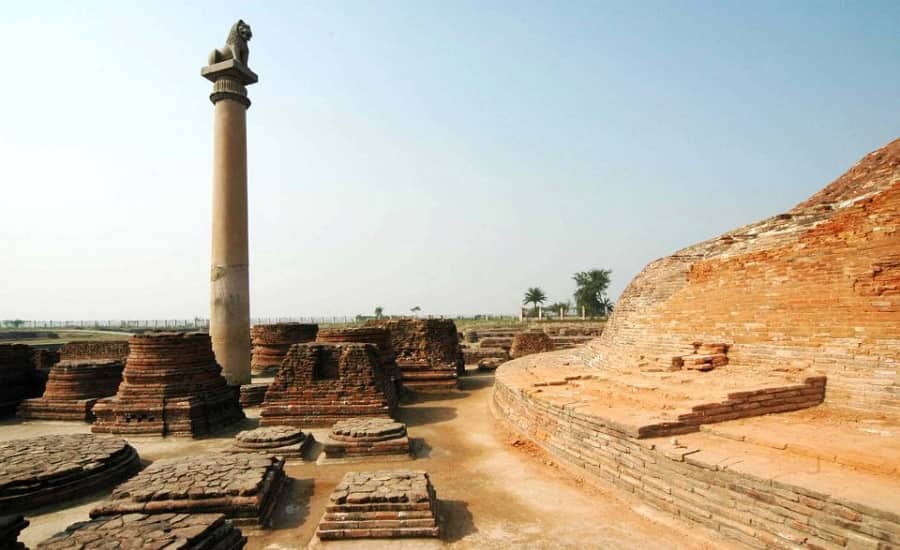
[366,319,464,391]
[250,323,318,377]
[37,514,246,549]
[91,332,244,437]
[493,139,900,549]
[17,359,124,421]
[321,417,412,461]
[59,341,129,362]
[260,343,397,427]
[232,425,315,458]
[509,331,555,359]
[316,326,401,402]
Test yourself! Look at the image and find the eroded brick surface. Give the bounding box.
[0,434,140,512]
[323,417,411,459]
[59,341,129,362]
[90,454,286,527]
[316,470,440,539]
[509,331,555,359]
[232,426,314,458]
[366,319,463,391]
[18,359,124,421]
[36,513,245,549]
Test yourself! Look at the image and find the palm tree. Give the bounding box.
[410,306,421,317]
[523,287,547,312]
[374,306,384,319]
[598,295,615,317]
[573,269,612,315]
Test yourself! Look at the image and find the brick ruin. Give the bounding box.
[509,330,555,359]
[250,323,318,376]
[90,454,287,527]
[0,344,43,416]
[59,340,129,362]
[316,326,401,401]
[461,324,603,367]
[232,425,315,458]
[238,383,268,407]
[366,319,464,391]
[493,139,900,548]
[35,513,246,550]
[91,332,244,437]
[315,470,440,540]
[260,343,398,427]
[17,359,124,421]
[0,434,140,512]
[321,417,411,461]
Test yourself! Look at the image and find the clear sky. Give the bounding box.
[2,1,898,320]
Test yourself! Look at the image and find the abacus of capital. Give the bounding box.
[201,20,257,385]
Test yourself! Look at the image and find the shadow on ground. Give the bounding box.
[440,499,477,542]
[396,406,457,427]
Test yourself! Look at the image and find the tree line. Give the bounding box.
[523,269,614,317]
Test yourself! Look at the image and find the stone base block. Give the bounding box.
[36,513,245,549]
[0,434,141,512]
[316,470,440,540]
[90,454,287,527]
[231,425,315,459]
[321,418,412,462]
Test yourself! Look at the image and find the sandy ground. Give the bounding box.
[6,369,734,549]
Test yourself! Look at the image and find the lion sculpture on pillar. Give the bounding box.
[208,19,252,67]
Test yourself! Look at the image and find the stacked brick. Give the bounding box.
[260,343,397,427]
[91,332,244,437]
[322,417,411,460]
[251,323,318,377]
[59,341,129,361]
[238,383,268,407]
[0,515,27,550]
[316,470,440,540]
[367,319,464,391]
[90,454,287,527]
[0,344,40,416]
[18,359,124,421]
[232,426,315,458]
[509,331,555,359]
[37,514,246,550]
[0,434,140,512]
[317,326,401,403]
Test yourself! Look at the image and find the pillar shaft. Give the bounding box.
[201,57,258,387]
[210,99,250,385]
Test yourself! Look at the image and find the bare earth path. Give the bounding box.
[9,369,733,549]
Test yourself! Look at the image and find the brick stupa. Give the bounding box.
[92,332,244,437]
[366,319,464,391]
[251,323,318,376]
[317,326,401,403]
[260,343,397,427]
[18,359,124,421]
[493,139,900,549]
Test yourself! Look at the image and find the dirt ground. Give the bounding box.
[7,368,734,549]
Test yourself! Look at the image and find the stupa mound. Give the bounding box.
[37,513,246,550]
[260,343,397,427]
[509,331,555,359]
[91,453,286,527]
[322,417,411,461]
[251,323,318,376]
[18,359,124,421]
[91,332,244,437]
[0,433,140,512]
[0,344,41,416]
[493,139,900,549]
[232,425,315,458]
[366,319,464,391]
[0,515,27,549]
[59,341,129,362]
[316,470,440,540]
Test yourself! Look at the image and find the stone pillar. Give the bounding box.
[201,58,258,386]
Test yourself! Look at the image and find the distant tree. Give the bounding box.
[9,320,24,328]
[598,295,615,317]
[523,287,547,317]
[374,306,384,319]
[573,269,612,316]
[410,306,421,317]
[547,301,572,314]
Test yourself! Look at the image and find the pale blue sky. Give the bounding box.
[1,1,898,319]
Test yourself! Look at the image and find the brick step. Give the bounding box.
[322,510,434,521]
[319,518,437,530]
[317,526,440,539]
